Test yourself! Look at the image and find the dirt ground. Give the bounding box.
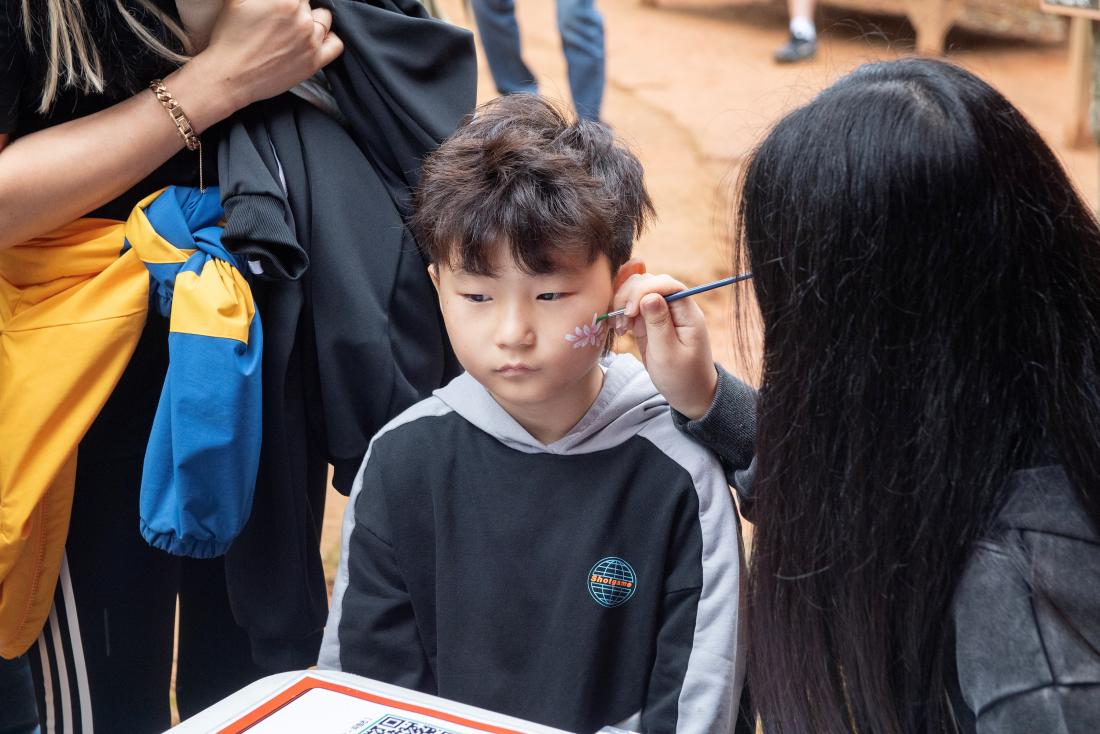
[321,0,1099,581]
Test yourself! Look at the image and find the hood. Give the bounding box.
[433,352,668,455]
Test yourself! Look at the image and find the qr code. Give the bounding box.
[362,715,457,734]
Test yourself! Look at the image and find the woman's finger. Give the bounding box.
[317,27,343,67]
[617,274,686,318]
[665,297,707,333]
[632,314,649,364]
[310,7,343,66]
[310,7,331,41]
[613,273,660,312]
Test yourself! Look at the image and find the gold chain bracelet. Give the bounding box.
[149,79,205,192]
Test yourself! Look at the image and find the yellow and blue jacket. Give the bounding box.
[0,186,262,658]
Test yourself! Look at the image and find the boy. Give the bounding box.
[319,95,744,734]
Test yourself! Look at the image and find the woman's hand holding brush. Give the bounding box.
[611,266,720,421]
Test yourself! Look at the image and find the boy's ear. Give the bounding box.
[427,264,440,292]
[613,258,646,292]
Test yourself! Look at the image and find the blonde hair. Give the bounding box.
[23,0,192,114]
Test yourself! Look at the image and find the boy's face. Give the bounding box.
[431,249,616,428]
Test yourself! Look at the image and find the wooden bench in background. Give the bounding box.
[640,0,1065,55]
[829,0,1063,54]
[642,0,1095,145]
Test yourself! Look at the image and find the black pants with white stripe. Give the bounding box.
[30,552,263,734]
[29,317,265,734]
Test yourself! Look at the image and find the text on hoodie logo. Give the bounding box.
[588,557,637,608]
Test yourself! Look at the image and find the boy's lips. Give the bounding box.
[496,363,537,376]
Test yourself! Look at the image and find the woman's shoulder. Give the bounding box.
[950,465,1100,732]
[993,465,1098,540]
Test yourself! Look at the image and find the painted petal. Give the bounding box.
[565,333,578,342]
[573,340,585,349]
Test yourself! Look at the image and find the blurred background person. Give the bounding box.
[469,0,605,121]
[775,0,816,63]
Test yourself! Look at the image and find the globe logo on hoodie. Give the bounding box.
[588,557,637,608]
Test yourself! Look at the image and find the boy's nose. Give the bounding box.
[494,306,536,349]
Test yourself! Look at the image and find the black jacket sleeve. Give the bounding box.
[337,455,436,694]
[671,366,758,518]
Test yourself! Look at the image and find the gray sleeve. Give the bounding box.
[953,529,1100,733]
[671,366,757,517]
[638,418,745,734]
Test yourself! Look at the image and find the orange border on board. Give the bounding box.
[216,676,526,734]
[1040,0,1100,20]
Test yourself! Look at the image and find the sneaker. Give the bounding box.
[774,34,816,63]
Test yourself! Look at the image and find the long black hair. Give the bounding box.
[735,58,1100,734]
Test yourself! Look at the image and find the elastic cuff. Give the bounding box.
[221,194,309,281]
[140,519,231,559]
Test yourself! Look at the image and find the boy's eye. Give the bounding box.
[536,292,567,301]
[462,294,490,303]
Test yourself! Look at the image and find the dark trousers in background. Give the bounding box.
[470,0,605,121]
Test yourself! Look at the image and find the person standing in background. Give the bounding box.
[470,0,605,121]
[775,0,816,62]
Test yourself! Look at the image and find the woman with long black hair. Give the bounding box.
[614,58,1100,732]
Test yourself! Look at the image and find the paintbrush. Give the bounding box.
[596,272,753,323]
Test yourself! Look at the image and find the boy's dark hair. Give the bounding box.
[411,94,654,275]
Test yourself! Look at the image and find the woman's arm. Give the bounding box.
[613,271,759,514]
[0,0,343,251]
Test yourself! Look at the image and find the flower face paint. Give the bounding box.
[565,313,606,348]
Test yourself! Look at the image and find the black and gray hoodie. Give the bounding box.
[319,353,745,734]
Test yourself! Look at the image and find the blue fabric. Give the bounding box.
[138,186,229,318]
[470,0,604,121]
[134,186,264,558]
